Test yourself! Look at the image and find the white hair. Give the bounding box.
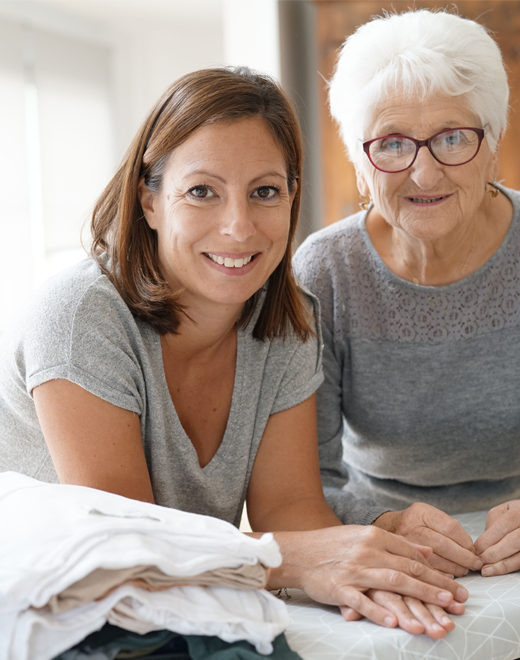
[329,9,509,165]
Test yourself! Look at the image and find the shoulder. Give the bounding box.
[1,258,148,392]
[293,211,367,291]
[5,259,135,349]
[294,211,365,266]
[500,185,520,216]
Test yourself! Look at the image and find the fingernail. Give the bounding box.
[432,623,444,632]
[474,560,483,570]
[456,587,468,601]
[482,566,494,577]
[463,569,469,576]
[384,616,395,626]
[442,616,451,625]
[442,573,455,579]
[410,618,422,628]
[438,591,452,604]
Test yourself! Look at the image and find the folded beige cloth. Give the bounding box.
[48,563,267,613]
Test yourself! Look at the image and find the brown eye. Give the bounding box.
[188,185,214,199]
[253,186,280,200]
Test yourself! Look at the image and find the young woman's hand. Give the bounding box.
[268,524,468,629]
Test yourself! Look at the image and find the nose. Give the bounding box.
[408,144,444,190]
[220,194,256,242]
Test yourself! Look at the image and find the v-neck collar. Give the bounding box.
[156,328,246,474]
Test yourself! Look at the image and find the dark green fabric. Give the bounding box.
[53,626,177,659]
[184,634,301,660]
[54,625,301,660]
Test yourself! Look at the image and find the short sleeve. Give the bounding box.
[270,292,324,415]
[19,261,147,415]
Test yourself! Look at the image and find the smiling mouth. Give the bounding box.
[407,195,449,204]
[205,253,256,268]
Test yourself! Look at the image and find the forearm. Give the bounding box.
[248,495,342,533]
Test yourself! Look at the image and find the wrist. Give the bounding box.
[372,510,401,534]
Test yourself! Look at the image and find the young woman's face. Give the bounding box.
[139,117,294,315]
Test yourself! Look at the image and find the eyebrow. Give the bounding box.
[377,120,464,136]
[180,169,288,184]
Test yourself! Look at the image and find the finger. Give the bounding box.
[427,552,471,578]
[365,563,468,606]
[422,506,475,553]
[338,588,397,628]
[485,502,509,530]
[475,507,520,555]
[339,606,363,622]
[367,548,470,603]
[478,528,520,565]
[424,603,455,632]
[481,551,520,577]
[404,598,449,639]
[445,600,465,615]
[404,540,433,559]
[408,526,482,572]
[369,591,424,635]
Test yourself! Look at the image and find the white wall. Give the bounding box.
[0,0,227,332]
[0,0,291,332]
[223,0,280,80]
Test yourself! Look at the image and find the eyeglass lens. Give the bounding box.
[368,129,481,172]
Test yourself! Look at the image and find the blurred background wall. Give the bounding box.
[1,0,518,333]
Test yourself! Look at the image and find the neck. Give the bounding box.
[163,297,243,362]
[367,190,513,287]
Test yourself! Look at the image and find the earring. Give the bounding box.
[486,182,499,199]
[359,195,372,211]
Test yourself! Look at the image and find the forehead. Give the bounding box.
[167,117,287,176]
[368,94,480,138]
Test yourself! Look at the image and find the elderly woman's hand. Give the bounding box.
[374,503,483,577]
[474,500,520,576]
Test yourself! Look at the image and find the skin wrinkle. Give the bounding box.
[356,94,512,286]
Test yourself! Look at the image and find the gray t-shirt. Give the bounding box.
[0,258,323,527]
[294,185,520,524]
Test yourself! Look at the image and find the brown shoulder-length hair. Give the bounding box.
[91,66,313,341]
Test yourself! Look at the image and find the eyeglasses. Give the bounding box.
[362,127,486,173]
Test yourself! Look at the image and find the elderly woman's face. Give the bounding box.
[356,95,499,240]
[139,117,293,312]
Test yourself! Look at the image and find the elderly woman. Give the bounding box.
[0,67,465,637]
[294,8,519,589]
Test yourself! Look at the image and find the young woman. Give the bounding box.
[0,67,466,637]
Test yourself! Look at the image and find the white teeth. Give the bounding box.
[206,253,252,268]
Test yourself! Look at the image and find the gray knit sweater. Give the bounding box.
[294,185,520,525]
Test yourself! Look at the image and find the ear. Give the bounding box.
[488,135,502,182]
[137,178,159,230]
[355,165,370,198]
[289,179,298,206]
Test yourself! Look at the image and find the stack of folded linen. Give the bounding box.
[0,472,289,660]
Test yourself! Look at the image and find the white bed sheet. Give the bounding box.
[285,511,520,660]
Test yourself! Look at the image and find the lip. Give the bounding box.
[202,251,260,276]
[405,193,454,206]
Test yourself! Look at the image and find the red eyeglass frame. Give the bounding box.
[362,127,486,173]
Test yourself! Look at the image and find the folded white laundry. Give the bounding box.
[0,472,288,660]
[4,584,289,660]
